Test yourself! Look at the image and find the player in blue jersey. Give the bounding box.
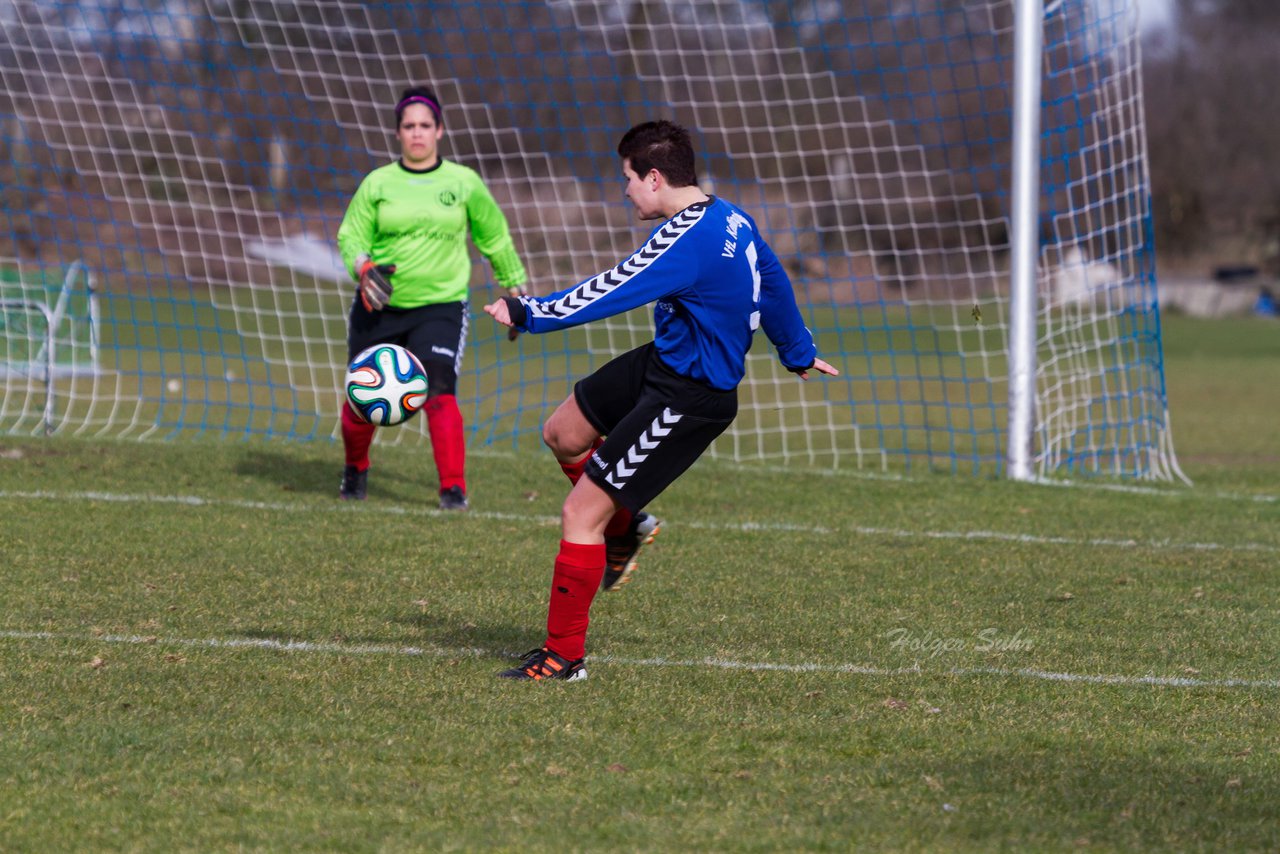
[483,120,838,681]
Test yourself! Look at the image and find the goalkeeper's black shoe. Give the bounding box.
[602,512,661,592]
[438,485,469,511]
[497,647,587,682]
[339,465,367,501]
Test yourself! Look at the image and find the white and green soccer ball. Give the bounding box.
[344,343,429,426]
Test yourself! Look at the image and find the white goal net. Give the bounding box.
[0,0,1182,479]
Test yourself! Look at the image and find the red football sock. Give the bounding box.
[340,402,375,471]
[544,539,606,661]
[604,507,634,538]
[558,437,604,485]
[425,394,466,492]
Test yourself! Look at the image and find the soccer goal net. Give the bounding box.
[0,0,1181,479]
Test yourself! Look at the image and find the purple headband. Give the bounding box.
[395,95,442,124]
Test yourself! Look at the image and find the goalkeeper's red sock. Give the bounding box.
[424,394,466,493]
[558,438,604,485]
[340,402,375,471]
[544,540,605,661]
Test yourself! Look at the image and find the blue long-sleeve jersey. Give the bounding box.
[513,197,816,391]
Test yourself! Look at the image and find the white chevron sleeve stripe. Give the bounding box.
[528,205,707,321]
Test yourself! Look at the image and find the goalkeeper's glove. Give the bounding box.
[358,260,396,311]
[505,285,527,341]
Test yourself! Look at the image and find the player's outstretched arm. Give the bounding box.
[483,299,513,328]
[791,357,840,381]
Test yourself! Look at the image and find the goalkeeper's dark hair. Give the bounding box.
[617,120,698,188]
[395,85,443,128]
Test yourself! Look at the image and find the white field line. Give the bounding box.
[2,489,1276,554]
[3,629,1278,691]
[3,444,1272,504]
[480,449,1280,504]
[1029,477,1277,505]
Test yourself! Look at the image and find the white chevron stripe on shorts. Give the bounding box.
[605,408,684,489]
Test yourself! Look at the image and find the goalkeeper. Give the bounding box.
[336,85,528,510]
[483,119,838,681]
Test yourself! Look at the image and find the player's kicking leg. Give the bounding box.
[602,512,661,592]
[543,365,664,592]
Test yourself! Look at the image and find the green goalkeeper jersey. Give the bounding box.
[337,159,526,307]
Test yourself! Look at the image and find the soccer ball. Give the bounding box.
[344,343,429,426]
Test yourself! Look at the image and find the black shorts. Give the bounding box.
[347,299,468,393]
[576,342,737,513]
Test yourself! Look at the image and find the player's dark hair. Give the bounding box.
[617,120,698,188]
[395,85,443,128]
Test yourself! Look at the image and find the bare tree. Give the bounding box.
[1143,0,1280,270]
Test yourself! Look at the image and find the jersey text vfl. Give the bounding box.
[516,197,816,390]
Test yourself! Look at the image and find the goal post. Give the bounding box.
[1007,0,1046,482]
[0,0,1183,480]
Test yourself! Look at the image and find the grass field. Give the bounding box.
[1,314,1278,851]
